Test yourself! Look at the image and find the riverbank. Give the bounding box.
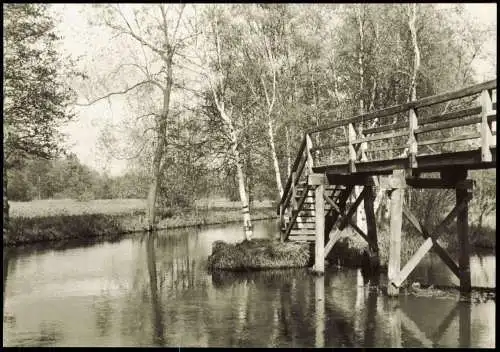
[4,199,277,246]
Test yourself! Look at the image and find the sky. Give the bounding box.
[50,3,497,177]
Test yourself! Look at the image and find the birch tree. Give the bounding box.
[201,6,254,240]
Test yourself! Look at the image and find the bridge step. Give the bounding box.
[288,235,316,242]
[289,229,316,236]
[292,222,316,230]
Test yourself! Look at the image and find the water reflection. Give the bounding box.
[2,220,496,347]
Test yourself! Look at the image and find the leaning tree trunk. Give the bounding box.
[228,123,253,241]
[147,57,173,231]
[268,119,283,198]
[3,165,8,242]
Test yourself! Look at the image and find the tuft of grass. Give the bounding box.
[208,238,310,271]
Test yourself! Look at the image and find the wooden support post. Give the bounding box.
[388,170,405,297]
[306,134,314,173]
[408,108,418,168]
[457,171,471,294]
[314,275,325,348]
[364,185,379,268]
[480,89,493,161]
[313,181,325,274]
[458,302,471,347]
[348,123,357,173]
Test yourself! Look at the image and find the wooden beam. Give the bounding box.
[313,183,325,274]
[324,228,342,258]
[325,174,374,186]
[405,178,473,189]
[457,187,472,293]
[364,185,379,254]
[388,173,404,296]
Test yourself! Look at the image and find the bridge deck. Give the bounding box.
[313,147,496,175]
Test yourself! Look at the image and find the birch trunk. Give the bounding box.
[285,127,292,178]
[3,165,8,241]
[229,123,253,241]
[269,119,284,198]
[147,56,173,231]
[355,4,367,234]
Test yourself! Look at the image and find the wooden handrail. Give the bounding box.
[307,79,496,134]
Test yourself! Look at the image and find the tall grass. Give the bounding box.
[208,238,311,271]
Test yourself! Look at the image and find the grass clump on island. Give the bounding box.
[208,238,311,271]
[5,198,277,246]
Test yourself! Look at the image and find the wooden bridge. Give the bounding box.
[278,79,496,296]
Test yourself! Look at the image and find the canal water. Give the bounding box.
[3,220,495,347]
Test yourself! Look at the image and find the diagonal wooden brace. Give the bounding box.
[391,197,471,288]
[323,189,372,257]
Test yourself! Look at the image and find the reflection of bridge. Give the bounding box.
[278,80,496,295]
[314,271,473,348]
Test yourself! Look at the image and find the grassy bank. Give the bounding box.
[208,238,311,271]
[5,199,277,246]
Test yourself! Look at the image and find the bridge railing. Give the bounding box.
[306,79,496,171]
[277,134,314,229]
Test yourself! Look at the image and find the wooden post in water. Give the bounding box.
[311,174,325,274]
[388,170,405,297]
[456,170,472,294]
[364,184,379,269]
[314,275,325,348]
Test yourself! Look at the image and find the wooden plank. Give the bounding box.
[288,235,316,242]
[457,187,472,293]
[352,129,408,145]
[290,229,316,236]
[388,173,404,296]
[419,106,481,126]
[393,239,433,288]
[364,121,407,135]
[324,228,342,257]
[405,178,473,189]
[417,132,480,147]
[413,79,496,109]
[310,141,348,152]
[365,144,407,154]
[314,183,325,273]
[415,115,481,134]
[339,187,368,230]
[292,222,316,229]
